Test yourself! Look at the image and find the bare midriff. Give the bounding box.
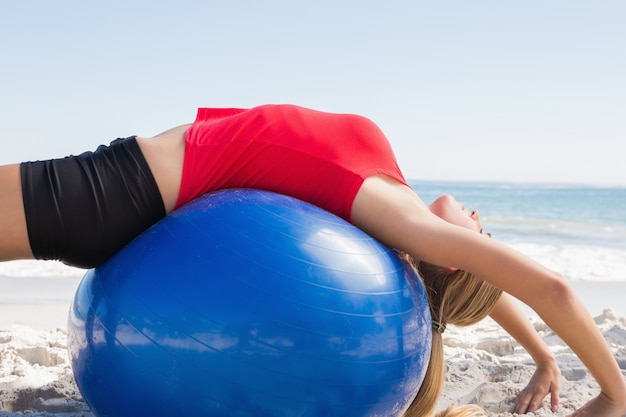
[136,124,190,213]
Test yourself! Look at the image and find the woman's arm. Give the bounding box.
[428,221,626,416]
[351,176,626,416]
[490,292,560,413]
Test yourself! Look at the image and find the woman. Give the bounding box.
[1,104,624,416]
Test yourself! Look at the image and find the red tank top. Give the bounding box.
[175,104,407,222]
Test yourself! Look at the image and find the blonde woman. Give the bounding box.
[1,104,624,416]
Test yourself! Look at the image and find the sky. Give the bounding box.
[1,1,624,186]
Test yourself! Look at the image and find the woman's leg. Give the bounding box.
[0,164,34,261]
[0,128,185,266]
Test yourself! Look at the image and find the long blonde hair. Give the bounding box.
[401,255,503,417]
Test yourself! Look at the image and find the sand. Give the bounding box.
[438,309,626,416]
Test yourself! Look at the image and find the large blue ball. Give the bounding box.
[67,189,431,417]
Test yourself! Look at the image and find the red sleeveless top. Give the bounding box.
[175,104,407,222]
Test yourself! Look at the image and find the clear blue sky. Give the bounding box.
[1,1,624,185]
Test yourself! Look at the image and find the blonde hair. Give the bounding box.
[400,255,503,417]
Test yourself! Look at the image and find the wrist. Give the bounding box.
[530,351,557,367]
[600,389,626,413]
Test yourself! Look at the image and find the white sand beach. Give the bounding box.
[1,261,625,416]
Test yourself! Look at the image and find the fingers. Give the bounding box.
[514,390,545,414]
[513,392,531,414]
[551,390,560,412]
[514,388,559,414]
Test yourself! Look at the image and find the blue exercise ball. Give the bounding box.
[67,189,432,417]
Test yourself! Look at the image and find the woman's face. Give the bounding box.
[428,194,485,234]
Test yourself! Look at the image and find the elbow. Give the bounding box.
[544,273,578,309]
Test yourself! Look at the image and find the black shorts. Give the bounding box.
[20,136,166,268]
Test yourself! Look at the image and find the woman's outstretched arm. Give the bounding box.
[352,175,626,417]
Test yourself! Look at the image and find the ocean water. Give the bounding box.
[0,181,624,283]
[411,181,626,282]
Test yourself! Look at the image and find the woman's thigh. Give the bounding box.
[0,164,34,261]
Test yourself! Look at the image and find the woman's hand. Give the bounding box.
[513,359,560,413]
[568,392,626,417]
[488,292,561,414]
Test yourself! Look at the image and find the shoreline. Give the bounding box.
[568,280,626,316]
[1,276,623,330]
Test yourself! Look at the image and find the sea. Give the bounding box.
[0,180,625,285]
[410,180,626,283]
